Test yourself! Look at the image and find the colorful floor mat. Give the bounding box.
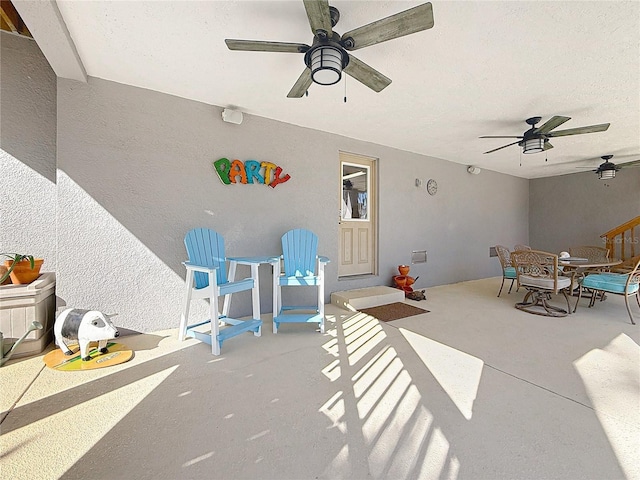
[44,342,133,371]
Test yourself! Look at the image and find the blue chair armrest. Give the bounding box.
[183,261,218,273]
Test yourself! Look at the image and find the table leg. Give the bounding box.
[250,263,261,320]
[222,260,237,318]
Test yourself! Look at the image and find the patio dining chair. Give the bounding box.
[580,256,640,325]
[514,244,532,252]
[271,228,329,333]
[495,245,517,297]
[569,245,609,261]
[179,228,262,355]
[566,245,611,304]
[512,250,578,317]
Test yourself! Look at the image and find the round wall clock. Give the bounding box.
[426,178,438,195]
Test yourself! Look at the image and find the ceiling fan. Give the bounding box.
[225,1,434,98]
[575,155,640,179]
[480,116,610,155]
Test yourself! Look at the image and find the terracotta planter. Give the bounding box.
[405,276,415,286]
[4,259,44,285]
[398,265,410,276]
[0,265,10,285]
[393,275,407,288]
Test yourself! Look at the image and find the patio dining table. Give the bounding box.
[559,257,622,272]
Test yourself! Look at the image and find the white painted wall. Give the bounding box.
[0,32,57,270]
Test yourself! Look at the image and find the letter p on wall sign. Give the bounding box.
[213,158,291,188]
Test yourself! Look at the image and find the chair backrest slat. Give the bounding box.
[185,228,227,288]
[282,229,318,277]
[569,245,609,262]
[495,245,512,270]
[512,249,562,292]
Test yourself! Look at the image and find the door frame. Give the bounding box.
[338,151,378,278]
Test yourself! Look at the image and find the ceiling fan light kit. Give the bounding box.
[598,168,616,180]
[308,45,347,85]
[523,138,544,154]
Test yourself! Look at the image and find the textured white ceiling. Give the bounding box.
[44,1,640,178]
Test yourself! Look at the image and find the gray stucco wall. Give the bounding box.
[530,170,640,255]
[1,32,529,332]
[5,26,638,337]
[0,32,57,268]
[55,76,529,331]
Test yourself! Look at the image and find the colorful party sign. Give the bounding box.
[213,158,291,188]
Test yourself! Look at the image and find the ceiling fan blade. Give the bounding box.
[543,141,554,151]
[619,159,640,168]
[479,136,523,139]
[546,123,610,137]
[483,140,521,154]
[533,116,571,134]
[341,2,434,51]
[303,0,333,37]
[287,68,313,98]
[225,39,309,53]
[344,55,391,92]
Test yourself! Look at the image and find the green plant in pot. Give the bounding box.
[1,253,44,285]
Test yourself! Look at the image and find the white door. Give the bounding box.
[338,152,377,277]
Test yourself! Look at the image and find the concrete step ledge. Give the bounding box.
[331,286,405,310]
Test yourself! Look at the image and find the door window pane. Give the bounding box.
[341,163,369,221]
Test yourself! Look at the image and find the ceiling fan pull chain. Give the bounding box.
[344,75,347,103]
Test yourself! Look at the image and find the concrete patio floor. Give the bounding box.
[1,277,639,480]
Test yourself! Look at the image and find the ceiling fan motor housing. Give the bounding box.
[329,6,340,28]
[599,162,618,170]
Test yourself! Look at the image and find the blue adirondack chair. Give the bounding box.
[271,229,329,333]
[179,228,262,355]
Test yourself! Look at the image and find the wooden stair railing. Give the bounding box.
[601,216,640,272]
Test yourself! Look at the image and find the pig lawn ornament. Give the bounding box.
[54,309,120,361]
